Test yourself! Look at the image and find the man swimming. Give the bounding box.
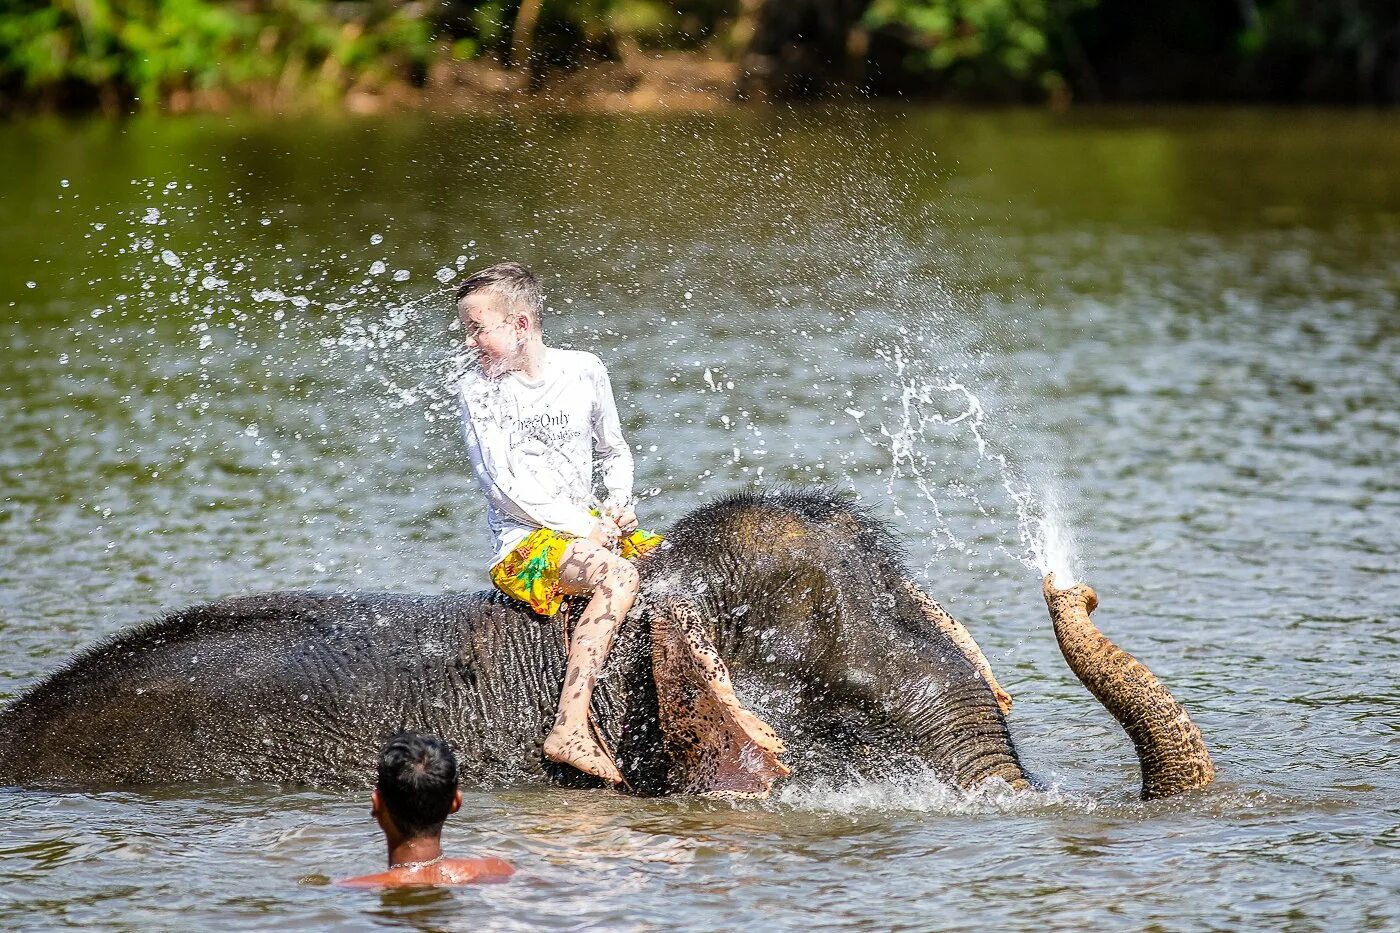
[339,732,514,887]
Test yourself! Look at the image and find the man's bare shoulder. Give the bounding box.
[338,857,514,888]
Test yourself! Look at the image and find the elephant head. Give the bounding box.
[625,490,1029,796]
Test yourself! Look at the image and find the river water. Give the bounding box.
[2,108,1397,929]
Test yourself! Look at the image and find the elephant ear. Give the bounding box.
[648,596,791,797]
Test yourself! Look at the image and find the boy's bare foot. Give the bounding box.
[543,725,624,785]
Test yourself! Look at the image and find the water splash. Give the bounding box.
[865,339,1081,589]
[1025,488,1079,588]
[53,180,490,584]
[767,769,1092,816]
[58,144,1083,594]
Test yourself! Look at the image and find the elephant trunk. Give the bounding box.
[1043,575,1215,800]
[896,674,1031,791]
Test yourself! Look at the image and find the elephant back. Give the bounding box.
[0,591,572,787]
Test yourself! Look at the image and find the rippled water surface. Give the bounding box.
[2,108,1398,930]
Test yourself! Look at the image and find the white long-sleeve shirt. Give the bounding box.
[457,348,635,566]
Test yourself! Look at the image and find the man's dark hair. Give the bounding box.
[454,261,545,333]
[376,732,460,839]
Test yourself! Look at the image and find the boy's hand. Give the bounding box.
[608,505,638,534]
[589,515,623,551]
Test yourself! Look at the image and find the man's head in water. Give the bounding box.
[372,732,462,844]
[340,732,513,886]
[456,262,545,377]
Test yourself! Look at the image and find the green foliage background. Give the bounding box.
[2,0,1396,111]
[864,0,1072,92]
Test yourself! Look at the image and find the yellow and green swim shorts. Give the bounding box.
[489,525,663,617]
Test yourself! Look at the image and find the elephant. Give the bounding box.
[0,489,1214,800]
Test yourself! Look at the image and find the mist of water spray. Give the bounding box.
[1024,488,1079,588]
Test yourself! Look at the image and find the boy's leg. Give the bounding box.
[543,539,640,785]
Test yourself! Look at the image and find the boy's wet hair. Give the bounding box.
[376,732,459,839]
[455,262,545,334]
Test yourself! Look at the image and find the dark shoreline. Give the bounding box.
[7,50,1399,121]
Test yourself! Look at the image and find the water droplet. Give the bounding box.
[393,269,410,282]
[160,249,182,269]
[435,267,456,283]
[369,261,386,276]
[370,233,384,245]
[60,179,70,188]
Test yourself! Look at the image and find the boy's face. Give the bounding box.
[459,291,525,376]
